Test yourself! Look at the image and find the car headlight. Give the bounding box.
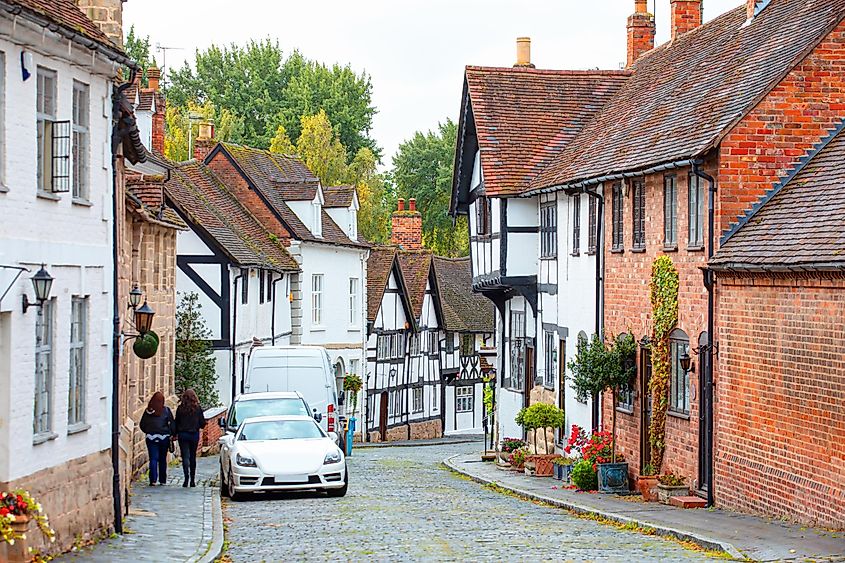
[324,450,342,465]
[236,453,257,467]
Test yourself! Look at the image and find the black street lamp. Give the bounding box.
[128,285,143,309]
[22,265,53,313]
[134,301,155,335]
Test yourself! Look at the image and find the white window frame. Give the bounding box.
[0,52,6,189]
[348,277,359,326]
[313,202,323,237]
[456,386,473,413]
[68,297,87,427]
[36,67,57,194]
[34,299,54,437]
[72,81,90,201]
[412,387,423,413]
[311,274,323,326]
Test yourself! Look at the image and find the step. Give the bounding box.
[669,495,708,509]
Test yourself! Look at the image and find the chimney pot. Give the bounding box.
[198,121,214,141]
[193,122,216,162]
[635,0,647,12]
[397,198,405,212]
[514,37,535,69]
[409,198,416,212]
[390,198,422,250]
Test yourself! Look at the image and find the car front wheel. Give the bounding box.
[228,470,245,501]
[326,468,348,497]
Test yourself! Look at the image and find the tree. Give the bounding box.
[296,110,349,186]
[175,292,219,408]
[392,119,468,257]
[349,148,395,244]
[124,25,153,86]
[164,100,244,162]
[268,124,296,155]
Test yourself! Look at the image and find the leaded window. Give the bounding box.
[36,67,56,194]
[348,278,359,325]
[413,387,423,413]
[456,386,473,413]
[476,196,491,235]
[670,329,690,415]
[68,297,87,426]
[34,300,53,436]
[688,173,705,248]
[543,331,556,390]
[259,269,266,304]
[312,274,323,325]
[571,195,581,256]
[664,175,677,248]
[72,81,90,200]
[632,179,645,250]
[508,311,526,390]
[444,331,454,354]
[588,196,597,255]
[540,202,557,258]
[611,182,624,251]
[460,333,474,357]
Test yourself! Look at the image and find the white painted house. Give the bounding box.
[0,0,139,551]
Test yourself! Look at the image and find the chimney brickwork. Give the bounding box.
[391,198,423,250]
[670,0,703,40]
[147,67,166,155]
[194,122,215,162]
[76,0,124,47]
[627,1,656,67]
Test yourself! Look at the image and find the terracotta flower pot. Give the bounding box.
[526,454,559,477]
[637,475,659,502]
[0,515,31,563]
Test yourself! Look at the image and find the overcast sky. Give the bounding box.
[125,0,743,163]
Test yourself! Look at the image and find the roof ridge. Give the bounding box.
[465,65,631,77]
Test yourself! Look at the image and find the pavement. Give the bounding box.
[353,433,485,449]
[446,451,845,562]
[59,457,223,563]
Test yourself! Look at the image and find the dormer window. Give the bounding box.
[313,202,322,237]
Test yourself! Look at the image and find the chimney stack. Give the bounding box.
[75,0,124,47]
[194,122,215,162]
[670,0,703,40]
[391,198,422,250]
[627,0,655,67]
[747,0,763,19]
[147,66,160,92]
[514,37,535,69]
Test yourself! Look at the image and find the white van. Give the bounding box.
[244,346,342,444]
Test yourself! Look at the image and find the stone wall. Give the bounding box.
[409,419,442,441]
[0,449,112,556]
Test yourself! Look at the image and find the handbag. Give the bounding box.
[168,439,175,454]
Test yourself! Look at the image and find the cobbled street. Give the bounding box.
[223,442,714,562]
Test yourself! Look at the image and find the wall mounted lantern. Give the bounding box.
[22,265,53,313]
[128,285,143,309]
[133,301,155,336]
[679,350,693,373]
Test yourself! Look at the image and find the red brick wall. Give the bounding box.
[201,409,227,448]
[206,150,292,241]
[602,162,714,487]
[715,273,845,528]
[719,19,845,237]
[391,198,423,250]
[670,0,702,40]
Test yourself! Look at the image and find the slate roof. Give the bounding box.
[165,161,299,272]
[324,185,355,208]
[531,0,845,191]
[366,246,398,322]
[398,251,433,320]
[432,257,495,333]
[456,67,630,198]
[7,0,115,49]
[710,124,845,272]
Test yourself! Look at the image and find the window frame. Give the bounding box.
[266,271,273,302]
[542,331,556,390]
[475,196,491,236]
[587,195,597,255]
[631,179,645,250]
[540,201,557,259]
[34,299,54,438]
[669,330,691,416]
[688,173,705,249]
[663,174,678,249]
[571,195,581,256]
[508,311,526,390]
[348,277,359,326]
[412,386,424,413]
[460,333,474,357]
[259,269,266,304]
[68,297,87,427]
[456,386,473,413]
[241,269,249,305]
[444,331,454,354]
[36,67,57,194]
[71,80,90,201]
[611,182,624,251]
[311,274,323,326]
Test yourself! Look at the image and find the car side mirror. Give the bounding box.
[313,409,323,423]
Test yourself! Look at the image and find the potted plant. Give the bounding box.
[497,437,525,467]
[568,332,637,493]
[510,447,528,471]
[637,464,660,502]
[516,403,565,477]
[0,490,54,562]
[553,456,575,482]
[570,459,598,491]
[657,472,689,504]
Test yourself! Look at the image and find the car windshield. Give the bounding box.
[238,420,324,441]
[229,398,309,427]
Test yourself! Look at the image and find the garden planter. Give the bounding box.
[657,483,689,504]
[0,515,31,563]
[526,454,558,477]
[598,462,630,493]
[637,476,659,502]
[560,463,573,483]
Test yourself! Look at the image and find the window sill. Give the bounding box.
[67,422,91,435]
[33,432,58,445]
[667,410,690,420]
[310,326,326,332]
[687,245,705,252]
[663,245,678,253]
[72,197,93,207]
[610,248,624,254]
[540,256,557,261]
[631,247,646,254]
[616,406,634,415]
[347,326,361,332]
[36,191,60,202]
[587,250,597,256]
[570,252,580,257]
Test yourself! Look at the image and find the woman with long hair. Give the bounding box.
[174,389,206,487]
[139,391,174,486]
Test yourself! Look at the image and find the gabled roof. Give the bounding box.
[366,246,415,326]
[710,122,845,272]
[432,257,495,333]
[531,0,845,192]
[397,251,433,320]
[324,185,356,208]
[7,0,114,49]
[165,161,299,272]
[451,67,629,206]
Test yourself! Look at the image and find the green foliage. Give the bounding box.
[392,119,468,257]
[164,100,244,162]
[510,447,528,468]
[343,373,363,416]
[132,330,159,360]
[268,124,296,155]
[175,292,219,408]
[124,26,153,86]
[296,110,350,186]
[516,403,565,454]
[641,463,658,477]
[482,378,494,416]
[649,255,679,471]
[553,456,574,466]
[568,333,635,402]
[657,472,686,487]
[571,459,598,491]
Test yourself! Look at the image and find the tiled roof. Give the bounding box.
[366,246,397,322]
[125,190,187,231]
[432,257,494,333]
[218,143,366,248]
[137,90,156,112]
[398,251,433,320]
[165,161,299,272]
[531,0,845,191]
[7,0,115,49]
[710,123,845,272]
[461,67,630,197]
[324,185,355,208]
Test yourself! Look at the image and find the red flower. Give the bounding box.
[0,507,8,516]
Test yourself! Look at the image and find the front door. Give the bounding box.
[379,391,388,441]
[640,347,653,470]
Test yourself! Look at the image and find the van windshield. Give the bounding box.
[229,398,310,428]
[247,366,329,400]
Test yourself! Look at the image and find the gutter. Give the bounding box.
[0,1,139,70]
[523,159,695,197]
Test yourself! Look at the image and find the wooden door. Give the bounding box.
[379,391,388,440]
[640,347,653,470]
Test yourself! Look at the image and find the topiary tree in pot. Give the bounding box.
[516,403,565,476]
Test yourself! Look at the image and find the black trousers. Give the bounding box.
[178,431,200,481]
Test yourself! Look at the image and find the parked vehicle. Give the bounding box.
[219,392,314,434]
[244,346,343,449]
[220,415,348,500]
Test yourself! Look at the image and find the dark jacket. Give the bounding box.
[139,407,174,437]
[174,405,207,434]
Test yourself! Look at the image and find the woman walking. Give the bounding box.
[139,391,174,486]
[174,389,206,487]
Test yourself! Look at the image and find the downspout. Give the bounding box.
[692,161,716,508]
[583,186,605,430]
[111,67,138,536]
[271,273,284,345]
[231,270,244,403]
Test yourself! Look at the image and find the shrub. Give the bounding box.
[571,459,598,491]
[516,403,565,454]
[641,463,657,477]
[658,472,686,487]
[553,456,574,466]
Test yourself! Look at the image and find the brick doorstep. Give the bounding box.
[445,453,845,562]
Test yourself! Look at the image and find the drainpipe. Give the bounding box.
[110,67,138,536]
[583,186,605,430]
[271,273,284,345]
[231,270,244,404]
[692,161,715,508]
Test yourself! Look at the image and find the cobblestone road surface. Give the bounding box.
[224,442,714,562]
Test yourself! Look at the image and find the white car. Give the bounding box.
[220,415,348,500]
